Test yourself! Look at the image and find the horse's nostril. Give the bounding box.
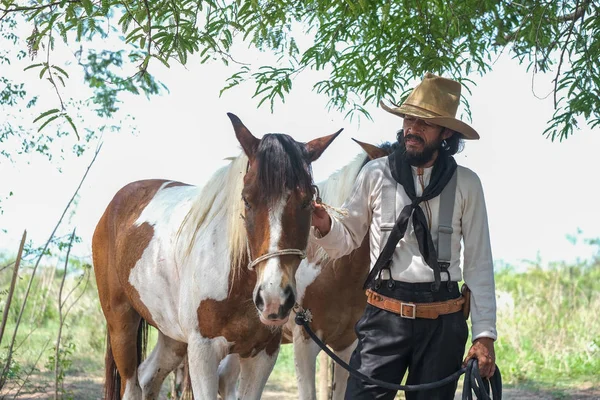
[254,288,264,312]
[283,285,295,311]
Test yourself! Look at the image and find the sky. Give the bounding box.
[1,34,599,270]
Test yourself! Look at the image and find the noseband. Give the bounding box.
[247,249,307,271]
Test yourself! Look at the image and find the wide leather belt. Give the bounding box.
[365,289,465,319]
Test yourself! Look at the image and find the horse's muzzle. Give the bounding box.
[255,285,296,326]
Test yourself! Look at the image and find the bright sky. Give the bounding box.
[1,34,599,269]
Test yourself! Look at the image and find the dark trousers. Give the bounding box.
[345,281,468,400]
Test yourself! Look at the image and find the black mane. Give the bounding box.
[255,134,314,203]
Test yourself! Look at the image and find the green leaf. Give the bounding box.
[24,63,44,71]
[64,114,80,140]
[51,65,69,78]
[82,0,94,17]
[33,109,60,123]
[37,114,61,132]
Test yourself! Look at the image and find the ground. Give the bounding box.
[2,372,599,399]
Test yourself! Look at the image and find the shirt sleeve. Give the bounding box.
[312,160,375,259]
[461,169,498,341]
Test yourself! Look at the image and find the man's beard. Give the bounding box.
[399,133,443,166]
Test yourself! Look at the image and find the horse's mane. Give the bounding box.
[256,134,314,203]
[177,153,247,276]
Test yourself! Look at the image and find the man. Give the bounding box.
[311,73,497,400]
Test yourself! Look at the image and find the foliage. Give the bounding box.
[494,260,600,387]
[0,0,598,154]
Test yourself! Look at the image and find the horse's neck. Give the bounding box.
[317,153,366,207]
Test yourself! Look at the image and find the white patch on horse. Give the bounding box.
[129,182,232,341]
[121,377,141,400]
[295,259,321,304]
[260,194,289,299]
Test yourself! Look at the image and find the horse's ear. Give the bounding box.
[306,128,343,162]
[352,138,388,160]
[228,113,260,159]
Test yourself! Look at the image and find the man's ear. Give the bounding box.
[442,128,455,141]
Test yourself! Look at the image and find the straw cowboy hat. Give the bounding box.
[380,72,479,140]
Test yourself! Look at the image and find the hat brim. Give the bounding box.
[380,101,480,140]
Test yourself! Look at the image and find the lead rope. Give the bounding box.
[294,305,502,399]
[312,184,349,218]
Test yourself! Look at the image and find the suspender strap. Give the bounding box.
[437,170,457,264]
[380,182,397,249]
[378,182,396,282]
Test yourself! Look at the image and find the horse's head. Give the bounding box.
[228,113,341,326]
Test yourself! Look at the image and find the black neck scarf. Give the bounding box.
[364,146,457,292]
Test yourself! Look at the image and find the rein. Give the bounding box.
[294,305,502,399]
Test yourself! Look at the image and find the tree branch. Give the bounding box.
[557,0,590,22]
[0,230,27,345]
[54,228,76,400]
[0,0,80,13]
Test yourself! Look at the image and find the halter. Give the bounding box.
[247,248,307,271]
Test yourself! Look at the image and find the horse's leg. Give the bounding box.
[293,326,322,400]
[330,339,357,400]
[218,353,240,400]
[105,308,143,399]
[138,332,187,400]
[237,347,280,400]
[187,334,228,399]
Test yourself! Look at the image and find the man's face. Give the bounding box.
[402,116,450,166]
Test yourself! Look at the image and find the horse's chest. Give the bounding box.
[196,284,281,358]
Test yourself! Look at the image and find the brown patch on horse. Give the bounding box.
[93,179,182,392]
[165,181,190,189]
[197,263,283,358]
[299,234,371,352]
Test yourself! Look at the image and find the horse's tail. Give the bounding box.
[104,330,121,400]
[137,318,149,364]
[104,318,149,400]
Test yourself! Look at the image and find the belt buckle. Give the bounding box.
[400,302,416,319]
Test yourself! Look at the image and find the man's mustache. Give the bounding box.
[404,134,424,144]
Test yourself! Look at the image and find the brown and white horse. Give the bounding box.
[284,139,394,400]
[91,113,340,399]
[213,139,396,400]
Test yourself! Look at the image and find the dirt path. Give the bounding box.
[2,373,598,399]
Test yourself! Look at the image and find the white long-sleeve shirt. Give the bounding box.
[313,157,497,341]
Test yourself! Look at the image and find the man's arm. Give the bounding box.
[460,168,497,378]
[311,160,377,259]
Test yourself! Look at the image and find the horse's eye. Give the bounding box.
[242,196,251,209]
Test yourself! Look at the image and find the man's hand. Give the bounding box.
[463,337,496,379]
[312,202,332,236]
